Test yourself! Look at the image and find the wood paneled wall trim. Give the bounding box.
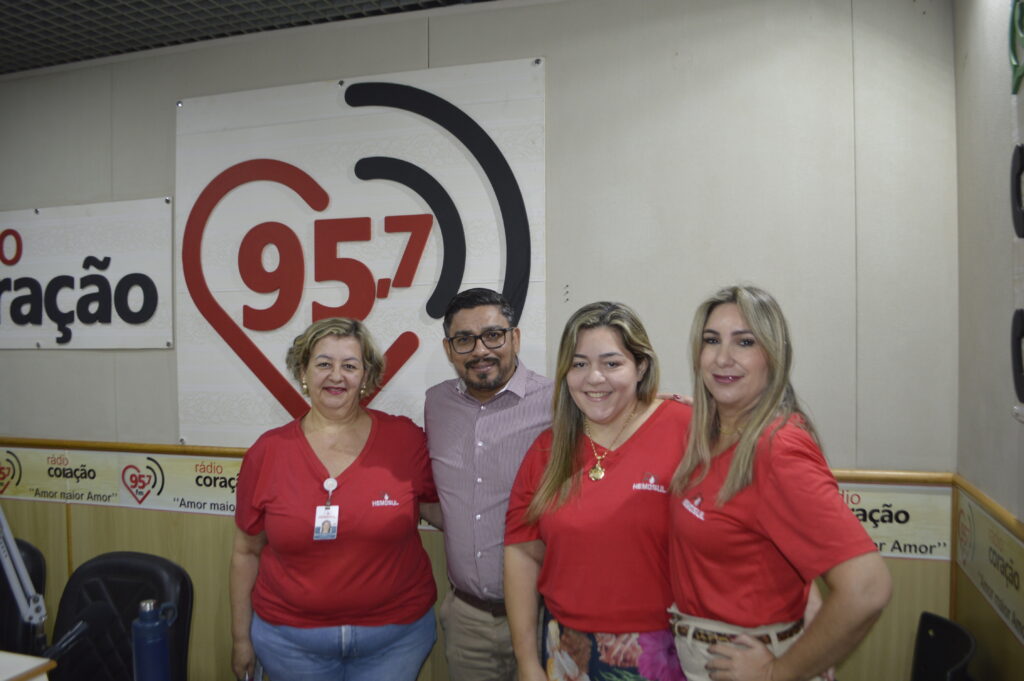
[832,469,953,486]
[0,436,245,457]
[3,436,1020,541]
[953,473,1024,543]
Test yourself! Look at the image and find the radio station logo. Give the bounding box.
[120,456,165,505]
[181,75,534,419]
[0,450,22,494]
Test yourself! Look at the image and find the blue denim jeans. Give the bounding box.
[251,609,436,681]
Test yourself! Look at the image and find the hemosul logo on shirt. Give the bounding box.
[371,492,399,507]
[632,473,667,494]
[683,494,704,520]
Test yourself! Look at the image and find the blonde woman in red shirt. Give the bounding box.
[505,302,689,681]
[669,285,890,681]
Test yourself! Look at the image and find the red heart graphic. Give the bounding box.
[0,465,11,494]
[182,159,418,418]
[121,465,152,505]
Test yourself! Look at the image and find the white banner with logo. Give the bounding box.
[839,483,951,560]
[957,489,1024,644]
[0,446,238,516]
[175,59,546,447]
[0,198,173,349]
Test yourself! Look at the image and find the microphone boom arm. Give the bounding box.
[0,506,46,627]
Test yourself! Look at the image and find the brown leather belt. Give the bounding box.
[452,587,507,617]
[672,617,804,646]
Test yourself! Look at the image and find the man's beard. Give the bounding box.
[463,357,509,391]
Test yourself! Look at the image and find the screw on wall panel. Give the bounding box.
[35,342,40,348]
[533,58,542,66]
[166,341,172,347]
[33,208,39,214]
[338,80,345,87]
[176,101,183,108]
[164,197,171,204]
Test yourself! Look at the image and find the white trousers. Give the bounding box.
[669,609,826,681]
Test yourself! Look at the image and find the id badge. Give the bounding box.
[314,505,339,540]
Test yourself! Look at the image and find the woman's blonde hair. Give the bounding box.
[525,302,659,522]
[285,317,385,393]
[670,285,817,503]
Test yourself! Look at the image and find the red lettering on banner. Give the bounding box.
[0,229,22,266]
[312,217,374,321]
[121,464,153,504]
[384,214,432,287]
[182,159,429,418]
[238,221,304,331]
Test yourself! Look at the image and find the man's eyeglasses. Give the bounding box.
[446,328,515,354]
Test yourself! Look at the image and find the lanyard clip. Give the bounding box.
[323,477,338,508]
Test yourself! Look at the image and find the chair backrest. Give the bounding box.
[0,538,46,655]
[49,551,193,681]
[910,611,976,681]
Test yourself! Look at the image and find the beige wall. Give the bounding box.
[949,0,1024,673]
[955,0,1024,520]
[0,0,958,475]
[5,0,1011,676]
[955,567,1024,681]
[836,557,951,680]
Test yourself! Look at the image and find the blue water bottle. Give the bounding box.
[132,598,175,681]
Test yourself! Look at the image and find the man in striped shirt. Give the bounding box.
[424,288,553,681]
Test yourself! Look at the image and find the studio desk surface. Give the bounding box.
[0,651,54,681]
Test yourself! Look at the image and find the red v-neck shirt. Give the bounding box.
[669,418,876,627]
[505,400,691,632]
[236,410,438,627]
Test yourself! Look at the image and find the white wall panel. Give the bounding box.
[0,351,118,440]
[0,69,113,209]
[854,0,958,471]
[0,0,962,478]
[434,0,869,466]
[955,0,1022,517]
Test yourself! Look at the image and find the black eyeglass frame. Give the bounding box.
[445,327,516,354]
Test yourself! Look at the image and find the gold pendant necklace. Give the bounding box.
[584,404,638,482]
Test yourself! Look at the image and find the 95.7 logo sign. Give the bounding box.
[120,457,164,505]
[175,60,545,446]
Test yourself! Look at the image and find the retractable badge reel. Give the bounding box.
[314,478,339,540]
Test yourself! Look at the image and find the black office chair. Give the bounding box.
[48,551,193,681]
[0,538,47,654]
[910,611,975,681]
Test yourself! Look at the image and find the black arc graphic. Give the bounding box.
[354,157,465,319]
[345,81,531,324]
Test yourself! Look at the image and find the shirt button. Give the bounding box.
[476,477,483,484]
[476,551,483,558]
[475,514,482,520]
[476,441,484,447]
[480,405,486,410]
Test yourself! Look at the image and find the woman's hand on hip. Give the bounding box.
[706,634,775,681]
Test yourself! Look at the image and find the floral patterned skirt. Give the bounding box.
[540,606,686,681]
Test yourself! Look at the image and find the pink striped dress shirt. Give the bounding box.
[424,362,553,601]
